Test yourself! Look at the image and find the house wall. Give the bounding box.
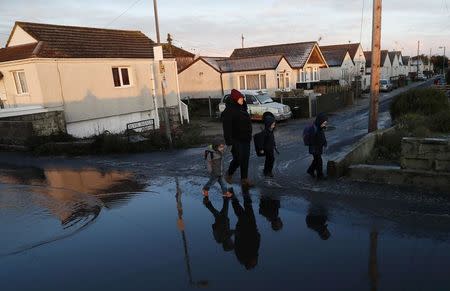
[381,57,392,80]
[0,61,44,108]
[222,58,294,96]
[0,58,181,137]
[320,53,355,85]
[391,55,401,77]
[7,26,37,47]
[178,60,222,99]
[353,45,366,76]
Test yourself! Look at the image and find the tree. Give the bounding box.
[430,55,449,74]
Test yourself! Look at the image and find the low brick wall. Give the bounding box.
[0,110,66,144]
[401,137,450,172]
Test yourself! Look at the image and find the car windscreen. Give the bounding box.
[380,80,388,85]
[256,94,273,104]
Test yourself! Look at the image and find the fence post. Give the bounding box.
[208,96,212,118]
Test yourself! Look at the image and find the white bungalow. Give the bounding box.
[0,21,187,138]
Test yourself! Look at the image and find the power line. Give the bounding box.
[105,0,143,28]
[360,0,365,43]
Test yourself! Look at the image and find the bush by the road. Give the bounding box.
[390,88,448,120]
[428,110,450,133]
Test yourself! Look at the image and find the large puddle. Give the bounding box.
[0,166,449,291]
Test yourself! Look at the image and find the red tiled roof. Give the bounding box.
[0,43,38,62]
[230,41,317,68]
[1,21,172,61]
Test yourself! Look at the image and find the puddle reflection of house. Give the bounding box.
[0,167,144,224]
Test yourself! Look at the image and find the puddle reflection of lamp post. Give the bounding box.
[175,178,209,288]
[368,228,379,291]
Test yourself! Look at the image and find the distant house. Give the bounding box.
[410,56,434,75]
[162,40,196,72]
[319,43,366,87]
[0,21,187,138]
[388,51,402,77]
[178,41,328,99]
[401,56,411,76]
[364,50,392,80]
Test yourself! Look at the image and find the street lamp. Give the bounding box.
[438,46,446,79]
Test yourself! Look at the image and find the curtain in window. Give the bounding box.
[239,76,246,90]
[18,72,28,93]
[246,74,259,90]
[112,68,121,87]
[260,75,267,89]
[121,68,130,85]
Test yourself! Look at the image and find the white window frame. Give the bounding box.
[112,66,132,88]
[12,70,29,95]
[313,67,319,81]
[239,74,267,90]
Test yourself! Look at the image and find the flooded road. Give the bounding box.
[1,166,449,291]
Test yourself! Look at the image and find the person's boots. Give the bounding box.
[241,179,255,188]
[307,168,315,178]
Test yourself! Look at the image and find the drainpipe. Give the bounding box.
[220,72,224,96]
[174,61,184,124]
[150,64,161,129]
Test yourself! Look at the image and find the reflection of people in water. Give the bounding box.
[203,197,234,252]
[305,204,331,240]
[232,190,261,270]
[259,196,283,231]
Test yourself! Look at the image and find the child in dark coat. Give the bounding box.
[259,114,277,177]
[307,113,328,179]
[203,141,233,198]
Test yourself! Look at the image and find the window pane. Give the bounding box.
[260,75,267,89]
[246,74,259,90]
[285,77,290,89]
[13,72,22,94]
[239,76,246,90]
[18,72,28,93]
[112,68,121,87]
[121,68,130,85]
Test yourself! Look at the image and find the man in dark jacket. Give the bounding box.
[222,89,254,188]
[307,113,328,179]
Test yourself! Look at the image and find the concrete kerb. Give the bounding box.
[348,164,450,193]
[326,127,395,178]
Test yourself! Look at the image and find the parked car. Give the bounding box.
[218,90,292,121]
[417,73,427,81]
[380,79,393,92]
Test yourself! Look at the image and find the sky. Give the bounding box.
[0,0,449,57]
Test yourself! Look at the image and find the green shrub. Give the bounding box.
[390,88,449,120]
[26,132,76,150]
[395,113,427,133]
[428,110,450,133]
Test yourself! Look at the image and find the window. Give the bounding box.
[260,75,267,89]
[277,73,285,89]
[239,74,266,90]
[313,68,318,81]
[112,67,131,87]
[299,69,307,83]
[12,71,28,94]
[246,74,260,90]
[239,76,246,90]
[245,95,258,104]
[285,74,290,89]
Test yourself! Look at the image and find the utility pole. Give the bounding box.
[416,40,420,75]
[368,0,382,133]
[241,34,245,48]
[153,0,173,148]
